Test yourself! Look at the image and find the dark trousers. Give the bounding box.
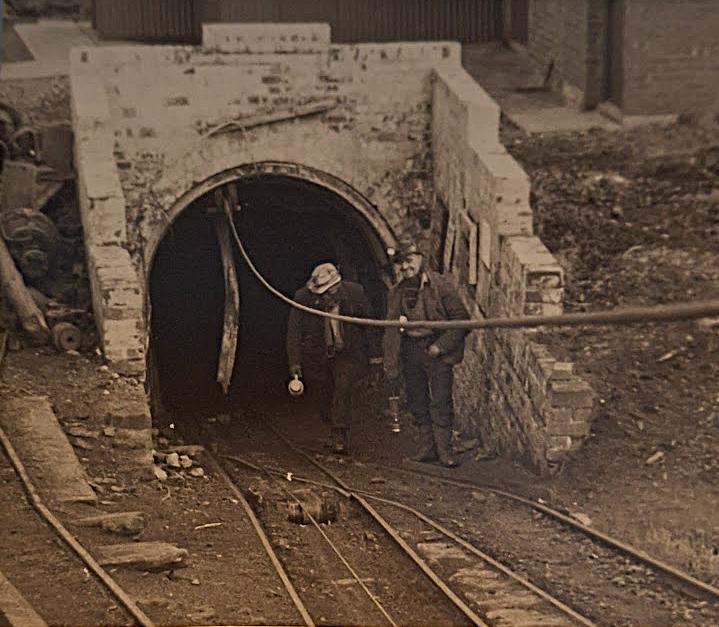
[400,337,454,429]
[306,355,356,430]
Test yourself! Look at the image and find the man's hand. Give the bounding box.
[384,375,401,398]
[427,344,442,358]
[289,365,302,378]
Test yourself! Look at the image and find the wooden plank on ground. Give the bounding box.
[0,396,97,504]
[0,569,48,627]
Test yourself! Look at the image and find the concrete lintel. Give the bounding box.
[203,22,331,54]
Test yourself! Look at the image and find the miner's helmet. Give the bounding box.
[307,262,342,295]
[387,237,422,263]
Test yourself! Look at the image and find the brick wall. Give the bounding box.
[525,0,719,115]
[72,23,596,472]
[70,24,459,268]
[527,0,590,109]
[432,66,595,472]
[621,0,719,115]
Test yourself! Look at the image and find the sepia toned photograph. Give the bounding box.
[0,1,717,625]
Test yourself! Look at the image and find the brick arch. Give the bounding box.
[146,160,397,270]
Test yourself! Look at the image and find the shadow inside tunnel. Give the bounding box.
[148,175,388,433]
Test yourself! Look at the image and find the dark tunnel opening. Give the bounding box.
[149,175,389,423]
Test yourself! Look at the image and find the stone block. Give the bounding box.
[75,511,147,536]
[101,318,146,362]
[550,362,574,380]
[96,542,187,571]
[547,417,592,438]
[106,399,151,431]
[548,379,595,408]
[112,428,153,450]
[84,196,127,245]
[103,287,143,320]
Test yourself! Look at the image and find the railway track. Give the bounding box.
[197,412,595,626]
[198,408,719,627]
[0,439,149,627]
[217,446,478,626]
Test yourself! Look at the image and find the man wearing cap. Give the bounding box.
[287,263,373,454]
[383,239,470,467]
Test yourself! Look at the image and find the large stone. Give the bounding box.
[96,542,188,571]
[75,511,147,536]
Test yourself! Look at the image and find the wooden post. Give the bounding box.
[213,187,241,395]
[0,235,49,342]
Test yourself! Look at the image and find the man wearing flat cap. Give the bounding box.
[287,262,373,454]
[383,238,470,467]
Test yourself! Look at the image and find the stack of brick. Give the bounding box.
[432,64,595,472]
[70,64,145,378]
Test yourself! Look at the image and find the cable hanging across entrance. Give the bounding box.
[219,197,719,332]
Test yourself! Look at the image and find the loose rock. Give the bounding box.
[66,425,98,439]
[96,542,188,571]
[570,512,593,526]
[75,511,147,536]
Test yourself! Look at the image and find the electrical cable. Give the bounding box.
[221,200,719,331]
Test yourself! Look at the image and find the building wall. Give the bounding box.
[525,0,719,115]
[621,0,719,115]
[526,0,591,109]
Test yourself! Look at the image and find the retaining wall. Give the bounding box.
[71,22,595,472]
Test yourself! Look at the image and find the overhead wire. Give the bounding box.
[221,200,719,331]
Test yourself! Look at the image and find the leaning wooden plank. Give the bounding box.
[206,97,338,137]
[0,235,49,342]
[213,207,240,395]
[33,181,65,212]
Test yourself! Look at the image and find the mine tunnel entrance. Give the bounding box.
[149,174,390,423]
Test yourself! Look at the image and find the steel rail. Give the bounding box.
[223,200,719,331]
[387,462,719,602]
[365,493,596,627]
[239,454,400,627]
[263,424,491,627]
[226,452,595,627]
[200,453,316,627]
[0,425,156,627]
[226,452,489,626]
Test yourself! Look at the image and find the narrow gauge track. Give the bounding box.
[204,413,595,627]
[250,425,719,627]
[0,438,150,627]
[214,442,478,626]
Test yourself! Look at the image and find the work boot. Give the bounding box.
[432,425,458,468]
[412,424,438,462]
[332,428,349,455]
